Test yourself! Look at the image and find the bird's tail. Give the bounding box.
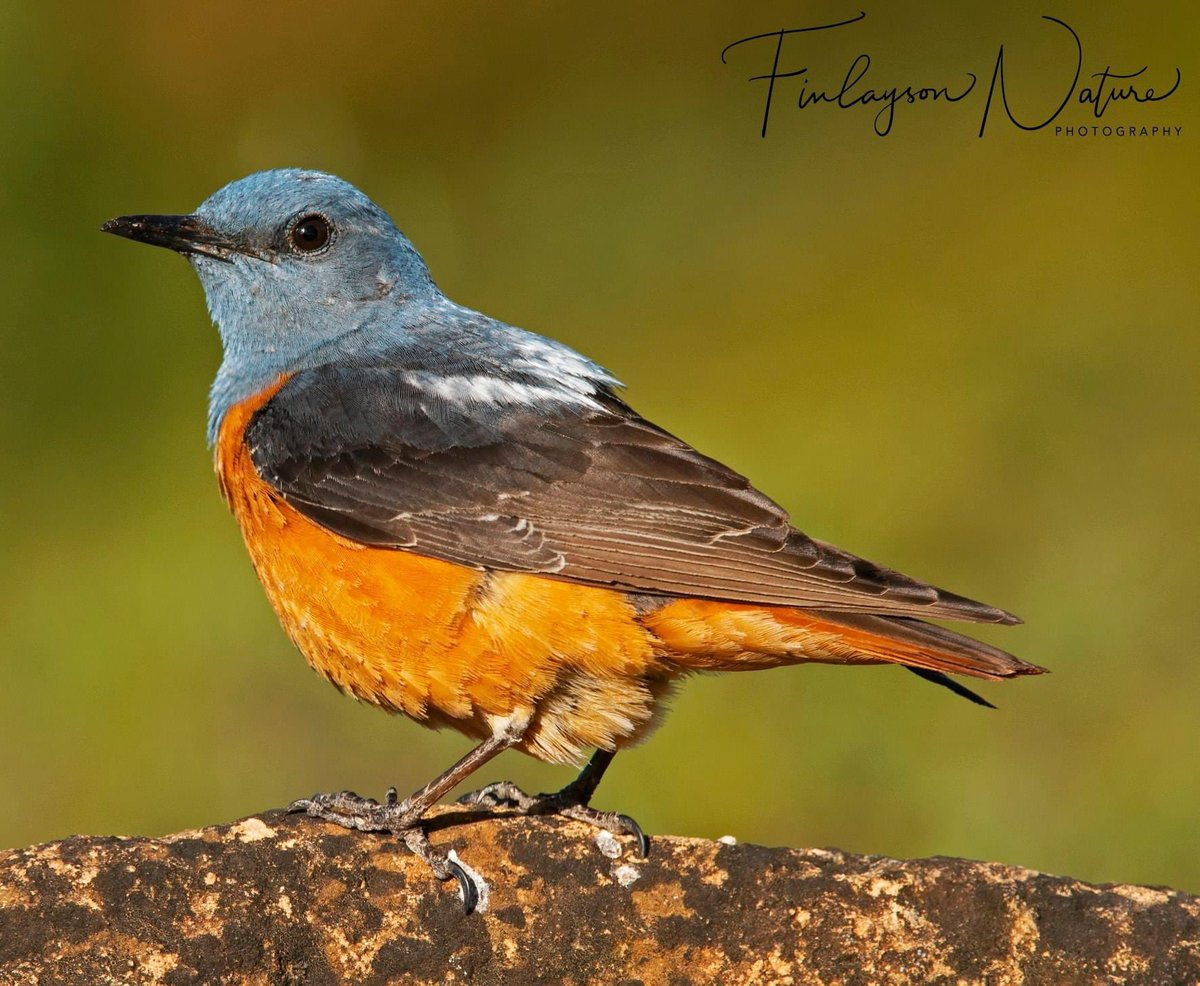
[644,599,1045,698]
[792,610,1045,680]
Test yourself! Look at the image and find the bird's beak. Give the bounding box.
[101,214,241,263]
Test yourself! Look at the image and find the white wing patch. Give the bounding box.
[404,370,602,408]
[510,336,623,393]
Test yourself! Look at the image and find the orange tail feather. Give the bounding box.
[644,599,1045,680]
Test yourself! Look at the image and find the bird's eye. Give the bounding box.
[289,214,332,254]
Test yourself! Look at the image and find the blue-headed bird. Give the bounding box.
[104,169,1042,911]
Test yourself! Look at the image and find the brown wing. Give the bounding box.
[245,364,1019,624]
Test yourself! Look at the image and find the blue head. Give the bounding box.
[103,169,442,441]
[105,168,619,444]
[192,169,438,344]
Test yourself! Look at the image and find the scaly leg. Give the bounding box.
[456,749,649,858]
[288,720,525,913]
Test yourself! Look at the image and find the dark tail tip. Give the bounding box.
[906,666,997,708]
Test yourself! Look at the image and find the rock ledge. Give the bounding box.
[1,807,1196,984]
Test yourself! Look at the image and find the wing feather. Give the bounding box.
[245,364,1019,625]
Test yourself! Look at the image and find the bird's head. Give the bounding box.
[103,168,437,366]
[104,168,442,441]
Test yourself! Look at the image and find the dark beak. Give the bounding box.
[101,214,241,262]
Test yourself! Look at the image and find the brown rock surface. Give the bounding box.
[0,807,1196,985]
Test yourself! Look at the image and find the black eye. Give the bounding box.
[289,214,332,253]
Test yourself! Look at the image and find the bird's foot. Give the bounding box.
[286,788,416,832]
[287,788,479,913]
[456,779,649,858]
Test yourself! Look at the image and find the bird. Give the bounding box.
[103,168,1043,911]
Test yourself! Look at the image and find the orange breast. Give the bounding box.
[213,380,667,764]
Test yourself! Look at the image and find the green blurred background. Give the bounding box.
[1,2,1196,892]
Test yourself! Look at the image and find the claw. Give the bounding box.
[400,826,481,914]
[447,857,479,915]
[615,813,650,859]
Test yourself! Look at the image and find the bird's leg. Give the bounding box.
[457,749,649,857]
[288,732,513,831]
[288,722,524,913]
